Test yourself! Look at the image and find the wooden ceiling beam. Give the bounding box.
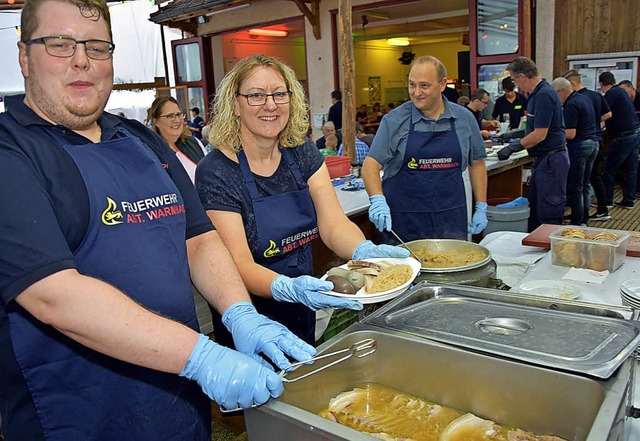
[288,0,320,40]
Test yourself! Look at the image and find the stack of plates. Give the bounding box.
[620,279,640,309]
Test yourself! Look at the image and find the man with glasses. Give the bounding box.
[362,55,488,243]
[465,88,499,139]
[0,1,316,439]
[498,56,569,231]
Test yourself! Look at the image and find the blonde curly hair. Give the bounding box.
[207,53,309,152]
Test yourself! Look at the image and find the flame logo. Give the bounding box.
[101,197,123,226]
[263,240,280,258]
[407,157,418,169]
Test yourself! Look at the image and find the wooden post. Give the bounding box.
[338,0,355,164]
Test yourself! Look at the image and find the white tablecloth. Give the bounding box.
[481,231,640,440]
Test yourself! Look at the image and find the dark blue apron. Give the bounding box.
[7,127,210,440]
[382,118,467,243]
[211,148,319,346]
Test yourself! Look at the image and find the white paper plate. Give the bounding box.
[320,257,421,304]
[516,280,580,300]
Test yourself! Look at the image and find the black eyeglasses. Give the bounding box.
[26,36,115,60]
[237,91,292,106]
[157,112,186,120]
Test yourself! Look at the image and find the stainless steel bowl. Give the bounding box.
[402,239,491,273]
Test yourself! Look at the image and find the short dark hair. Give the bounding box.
[618,80,635,89]
[562,69,580,81]
[599,71,616,86]
[506,56,538,79]
[501,77,515,92]
[191,107,200,114]
[355,122,364,133]
[471,88,488,101]
[331,90,342,101]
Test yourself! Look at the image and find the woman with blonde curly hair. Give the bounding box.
[195,54,407,345]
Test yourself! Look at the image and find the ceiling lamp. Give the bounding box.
[248,29,288,37]
[387,38,410,47]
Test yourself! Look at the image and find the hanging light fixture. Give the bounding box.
[248,29,288,37]
[387,38,410,47]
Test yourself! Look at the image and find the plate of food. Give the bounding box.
[515,280,580,300]
[320,257,421,304]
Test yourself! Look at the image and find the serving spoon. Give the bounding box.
[389,229,422,262]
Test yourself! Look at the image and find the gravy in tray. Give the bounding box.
[318,383,567,441]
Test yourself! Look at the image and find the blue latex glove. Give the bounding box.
[497,141,524,160]
[271,275,363,311]
[222,302,316,370]
[352,240,410,260]
[179,334,283,410]
[368,195,392,232]
[469,202,488,234]
[496,196,529,208]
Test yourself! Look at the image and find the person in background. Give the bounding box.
[441,82,460,104]
[618,80,640,118]
[315,120,342,150]
[200,124,213,153]
[598,71,640,209]
[195,54,408,346]
[338,123,370,165]
[361,55,488,243]
[498,57,569,231]
[187,106,205,139]
[552,77,598,226]
[327,89,343,131]
[492,76,527,130]
[356,121,374,147]
[318,133,338,156]
[356,104,369,124]
[562,69,612,221]
[369,102,384,123]
[0,1,315,439]
[149,96,207,184]
[456,95,470,106]
[465,88,499,139]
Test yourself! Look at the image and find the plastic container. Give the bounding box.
[324,156,351,179]
[483,197,530,235]
[550,226,629,272]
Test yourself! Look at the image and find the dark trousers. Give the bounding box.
[528,149,570,231]
[567,140,598,225]
[590,140,608,213]
[604,132,640,206]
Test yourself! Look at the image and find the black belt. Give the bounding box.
[531,146,567,159]
[617,127,640,138]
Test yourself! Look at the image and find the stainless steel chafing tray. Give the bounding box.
[245,283,638,441]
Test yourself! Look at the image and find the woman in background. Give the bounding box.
[149,96,207,183]
[196,54,408,345]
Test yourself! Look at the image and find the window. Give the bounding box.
[477,0,519,56]
[175,43,202,83]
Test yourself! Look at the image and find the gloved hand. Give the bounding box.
[222,302,316,370]
[469,202,488,234]
[271,275,363,311]
[352,240,410,260]
[180,334,283,410]
[369,195,392,232]
[497,141,524,160]
[496,197,529,208]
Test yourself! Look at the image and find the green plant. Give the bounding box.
[398,50,416,65]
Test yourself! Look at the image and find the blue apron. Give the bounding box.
[211,148,319,346]
[382,118,467,243]
[7,127,210,440]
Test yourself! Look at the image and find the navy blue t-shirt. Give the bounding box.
[492,92,527,129]
[465,105,483,130]
[0,94,213,303]
[195,141,324,256]
[526,79,566,157]
[577,87,610,140]
[603,85,640,138]
[563,91,598,146]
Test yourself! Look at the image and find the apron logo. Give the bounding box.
[407,157,418,169]
[263,240,281,258]
[102,197,124,225]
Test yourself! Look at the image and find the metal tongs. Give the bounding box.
[279,338,377,383]
[219,338,377,413]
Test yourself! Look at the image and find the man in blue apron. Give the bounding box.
[0,1,315,439]
[498,57,569,231]
[362,55,488,243]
